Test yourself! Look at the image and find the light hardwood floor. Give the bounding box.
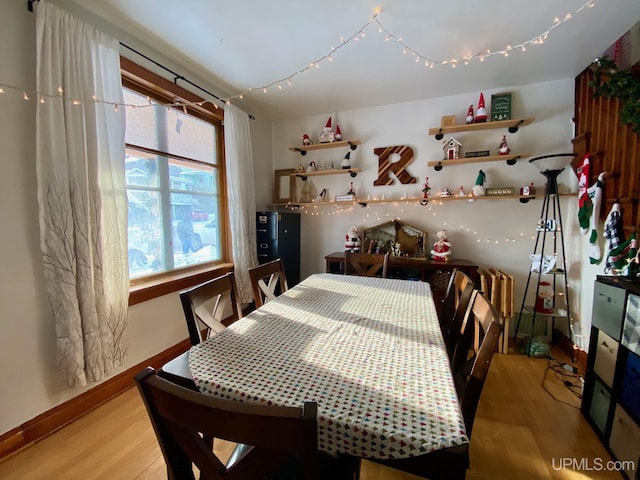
[0,350,623,480]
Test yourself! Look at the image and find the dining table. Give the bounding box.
[179,273,470,477]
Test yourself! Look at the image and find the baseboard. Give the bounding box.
[0,338,191,461]
[552,328,588,372]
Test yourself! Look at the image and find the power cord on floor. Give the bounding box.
[541,358,583,408]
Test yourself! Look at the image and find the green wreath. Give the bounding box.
[590,56,640,133]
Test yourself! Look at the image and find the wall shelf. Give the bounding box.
[429,117,535,139]
[267,193,572,208]
[290,168,360,181]
[428,153,531,170]
[288,139,361,155]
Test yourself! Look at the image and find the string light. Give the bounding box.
[0,80,221,113]
[285,195,557,246]
[373,0,595,70]
[224,1,595,100]
[2,0,597,109]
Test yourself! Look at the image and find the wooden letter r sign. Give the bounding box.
[373,145,417,186]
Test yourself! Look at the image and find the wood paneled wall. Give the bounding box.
[574,66,640,234]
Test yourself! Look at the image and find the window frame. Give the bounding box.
[121,57,232,305]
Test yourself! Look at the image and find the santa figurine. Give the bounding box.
[498,135,511,155]
[335,125,342,141]
[475,93,487,123]
[431,229,452,261]
[302,134,312,146]
[465,105,475,124]
[319,116,335,143]
[345,226,361,252]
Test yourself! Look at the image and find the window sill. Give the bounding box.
[128,262,234,306]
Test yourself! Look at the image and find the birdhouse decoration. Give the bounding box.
[345,225,361,252]
[442,137,462,160]
[319,116,335,143]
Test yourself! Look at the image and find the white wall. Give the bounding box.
[271,81,604,348]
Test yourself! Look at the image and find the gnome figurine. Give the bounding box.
[465,105,475,124]
[498,135,511,155]
[319,116,335,143]
[341,151,352,169]
[475,93,487,123]
[472,170,486,196]
[335,124,342,141]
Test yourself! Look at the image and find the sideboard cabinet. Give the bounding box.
[324,252,478,317]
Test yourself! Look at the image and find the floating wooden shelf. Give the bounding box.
[428,153,531,170]
[288,139,361,155]
[428,118,535,138]
[290,168,360,180]
[268,193,576,207]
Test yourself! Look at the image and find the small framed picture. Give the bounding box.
[490,92,513,121]
[273,169,296,204]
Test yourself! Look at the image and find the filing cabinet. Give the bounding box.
[582,276,640,479]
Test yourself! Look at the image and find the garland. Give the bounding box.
[590,56,640,133]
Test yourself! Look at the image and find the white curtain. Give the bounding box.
[224,103,258,303]
[36,1,129,387]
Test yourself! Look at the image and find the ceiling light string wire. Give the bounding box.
[224,13,379,101]
[20,1,596,109]
[25,2,254,118]
[223,0,596,98]
[373,0,596,67]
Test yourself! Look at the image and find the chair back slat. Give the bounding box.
[344,252,389,278]
[179,272,242,345]
[249,259,289,307]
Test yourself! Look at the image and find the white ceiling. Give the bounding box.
[72,0,640,120]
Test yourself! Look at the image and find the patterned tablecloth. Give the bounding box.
[189,273,468,459]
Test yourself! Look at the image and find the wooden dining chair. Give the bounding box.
[136,367,360,480]
[450,290,503,436]
[439,269,475,329]
[344,252,389,278]
[372,291,502,480]
[248,258,289,308]
[442,283,477,361]
[179,272,243,346]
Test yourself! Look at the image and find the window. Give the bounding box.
[121,59,228,292]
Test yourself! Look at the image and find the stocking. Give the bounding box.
[604,202,625,273]
[587,173,605,264]
[576,155,591,233]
